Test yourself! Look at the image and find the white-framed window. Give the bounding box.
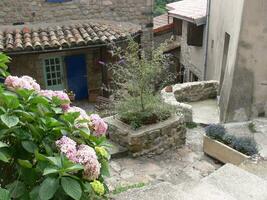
[43,57,65,90]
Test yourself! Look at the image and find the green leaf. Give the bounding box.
[0,187,11,200]
[43,167,59,176]
[30,186,41,200]
[18,159,32,168]
[100,159,110,177]
[0,151,9,163]
[63,164,84,173]
[6,181,26,198]
[61,177,82,200]
[39,177,59,200]
[22,141,37,153]
[46,156,62,168]
[0,141,8,148]
[0,114,19,128]
[35,150,47,161]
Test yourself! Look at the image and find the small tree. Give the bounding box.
[104,38,175,128]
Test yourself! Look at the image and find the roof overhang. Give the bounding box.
[167,0,207,26]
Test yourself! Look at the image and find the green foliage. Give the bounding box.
[107,38,175,129]
[248,122,257,133]
[205,124,226,142]
[154,0,179,16]
[205,124,258,156]
[233,137,258,156]
[112,182,146,195]
[0,54,110,199]
[116,95,173,129]
[186,122,198,129]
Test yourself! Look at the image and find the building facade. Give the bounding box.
[0,0,153,101]
[206,0,267,122]
[167,0,207,82]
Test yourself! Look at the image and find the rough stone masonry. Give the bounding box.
[0,0,153,50]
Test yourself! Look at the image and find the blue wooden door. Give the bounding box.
[65,55,88,100]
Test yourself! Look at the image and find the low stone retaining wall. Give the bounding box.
[161,81,219,122]
[105,115,186,157]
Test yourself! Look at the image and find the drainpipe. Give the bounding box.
[203,0,211,80]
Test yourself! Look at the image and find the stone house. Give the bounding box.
[153,14,181,82]
[206,0,267,122]
[167,0,207,82]
[0,0,153,101]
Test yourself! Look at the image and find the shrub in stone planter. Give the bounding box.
[102,38,176,129]
[204,123,258,157]
[233,137,258,156]
[0,53,110,200]
[205,124,226,142]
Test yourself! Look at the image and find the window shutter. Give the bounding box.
[187,23,204,47]
[173,18,183,36]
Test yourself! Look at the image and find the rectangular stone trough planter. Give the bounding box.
[203,135,250,165]
[105,115,186,157]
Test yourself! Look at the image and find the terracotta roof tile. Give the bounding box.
[0,21,140,53]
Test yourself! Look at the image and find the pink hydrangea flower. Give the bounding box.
[4,75,40,91]
[75,144,98,164]
[39,90,70,110]
[83,159,101,181]
[56,136,77,162]
[55,137,101,180]
[90,114,108,137]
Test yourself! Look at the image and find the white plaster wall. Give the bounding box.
[206,0,244,81]
[206,0,244,122]
[180,21,206,80]
[237,0,267,117]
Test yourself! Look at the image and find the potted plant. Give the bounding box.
[65,89,76,101]
[102,38,186,156]
[203,124,258,165]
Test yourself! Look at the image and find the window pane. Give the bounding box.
[55,58,60,64]
[50,59,55,65]
[47,74,51,79]
[47,80,52,86]
[57,72,61,77]
[52,73,56,78]
[46,66,50,72]
[56,65,60,71]
[58,79,62,84]
[45,60,49,66]
[53,80,57,85]
[51,65,55,71]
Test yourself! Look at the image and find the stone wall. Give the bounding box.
[0,0,153,52]
[161,81,219,122]
[180,21,207,81]
[9,48,103,98]
[174,81,219,102]
[105,115,186,157]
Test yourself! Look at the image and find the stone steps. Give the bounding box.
[114,164,267,200]
[239,160,267,181]
[107,140,128,159]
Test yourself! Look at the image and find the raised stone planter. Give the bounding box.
[203,135,250,165]
[161,81,219,122]
[104,114,186,157]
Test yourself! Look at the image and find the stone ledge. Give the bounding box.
[104,115,186,157]
[161,81,219,122]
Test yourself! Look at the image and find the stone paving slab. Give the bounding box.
[106,126,221,191]
[189,99,219,125]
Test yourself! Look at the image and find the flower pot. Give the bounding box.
[203,135,250,165]
[165,85,173,93]
[68,94,75,101]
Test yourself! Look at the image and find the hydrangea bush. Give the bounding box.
[0,53,110,200]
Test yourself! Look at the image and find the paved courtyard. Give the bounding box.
[106,126,222,192]
[189,99,220,125]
